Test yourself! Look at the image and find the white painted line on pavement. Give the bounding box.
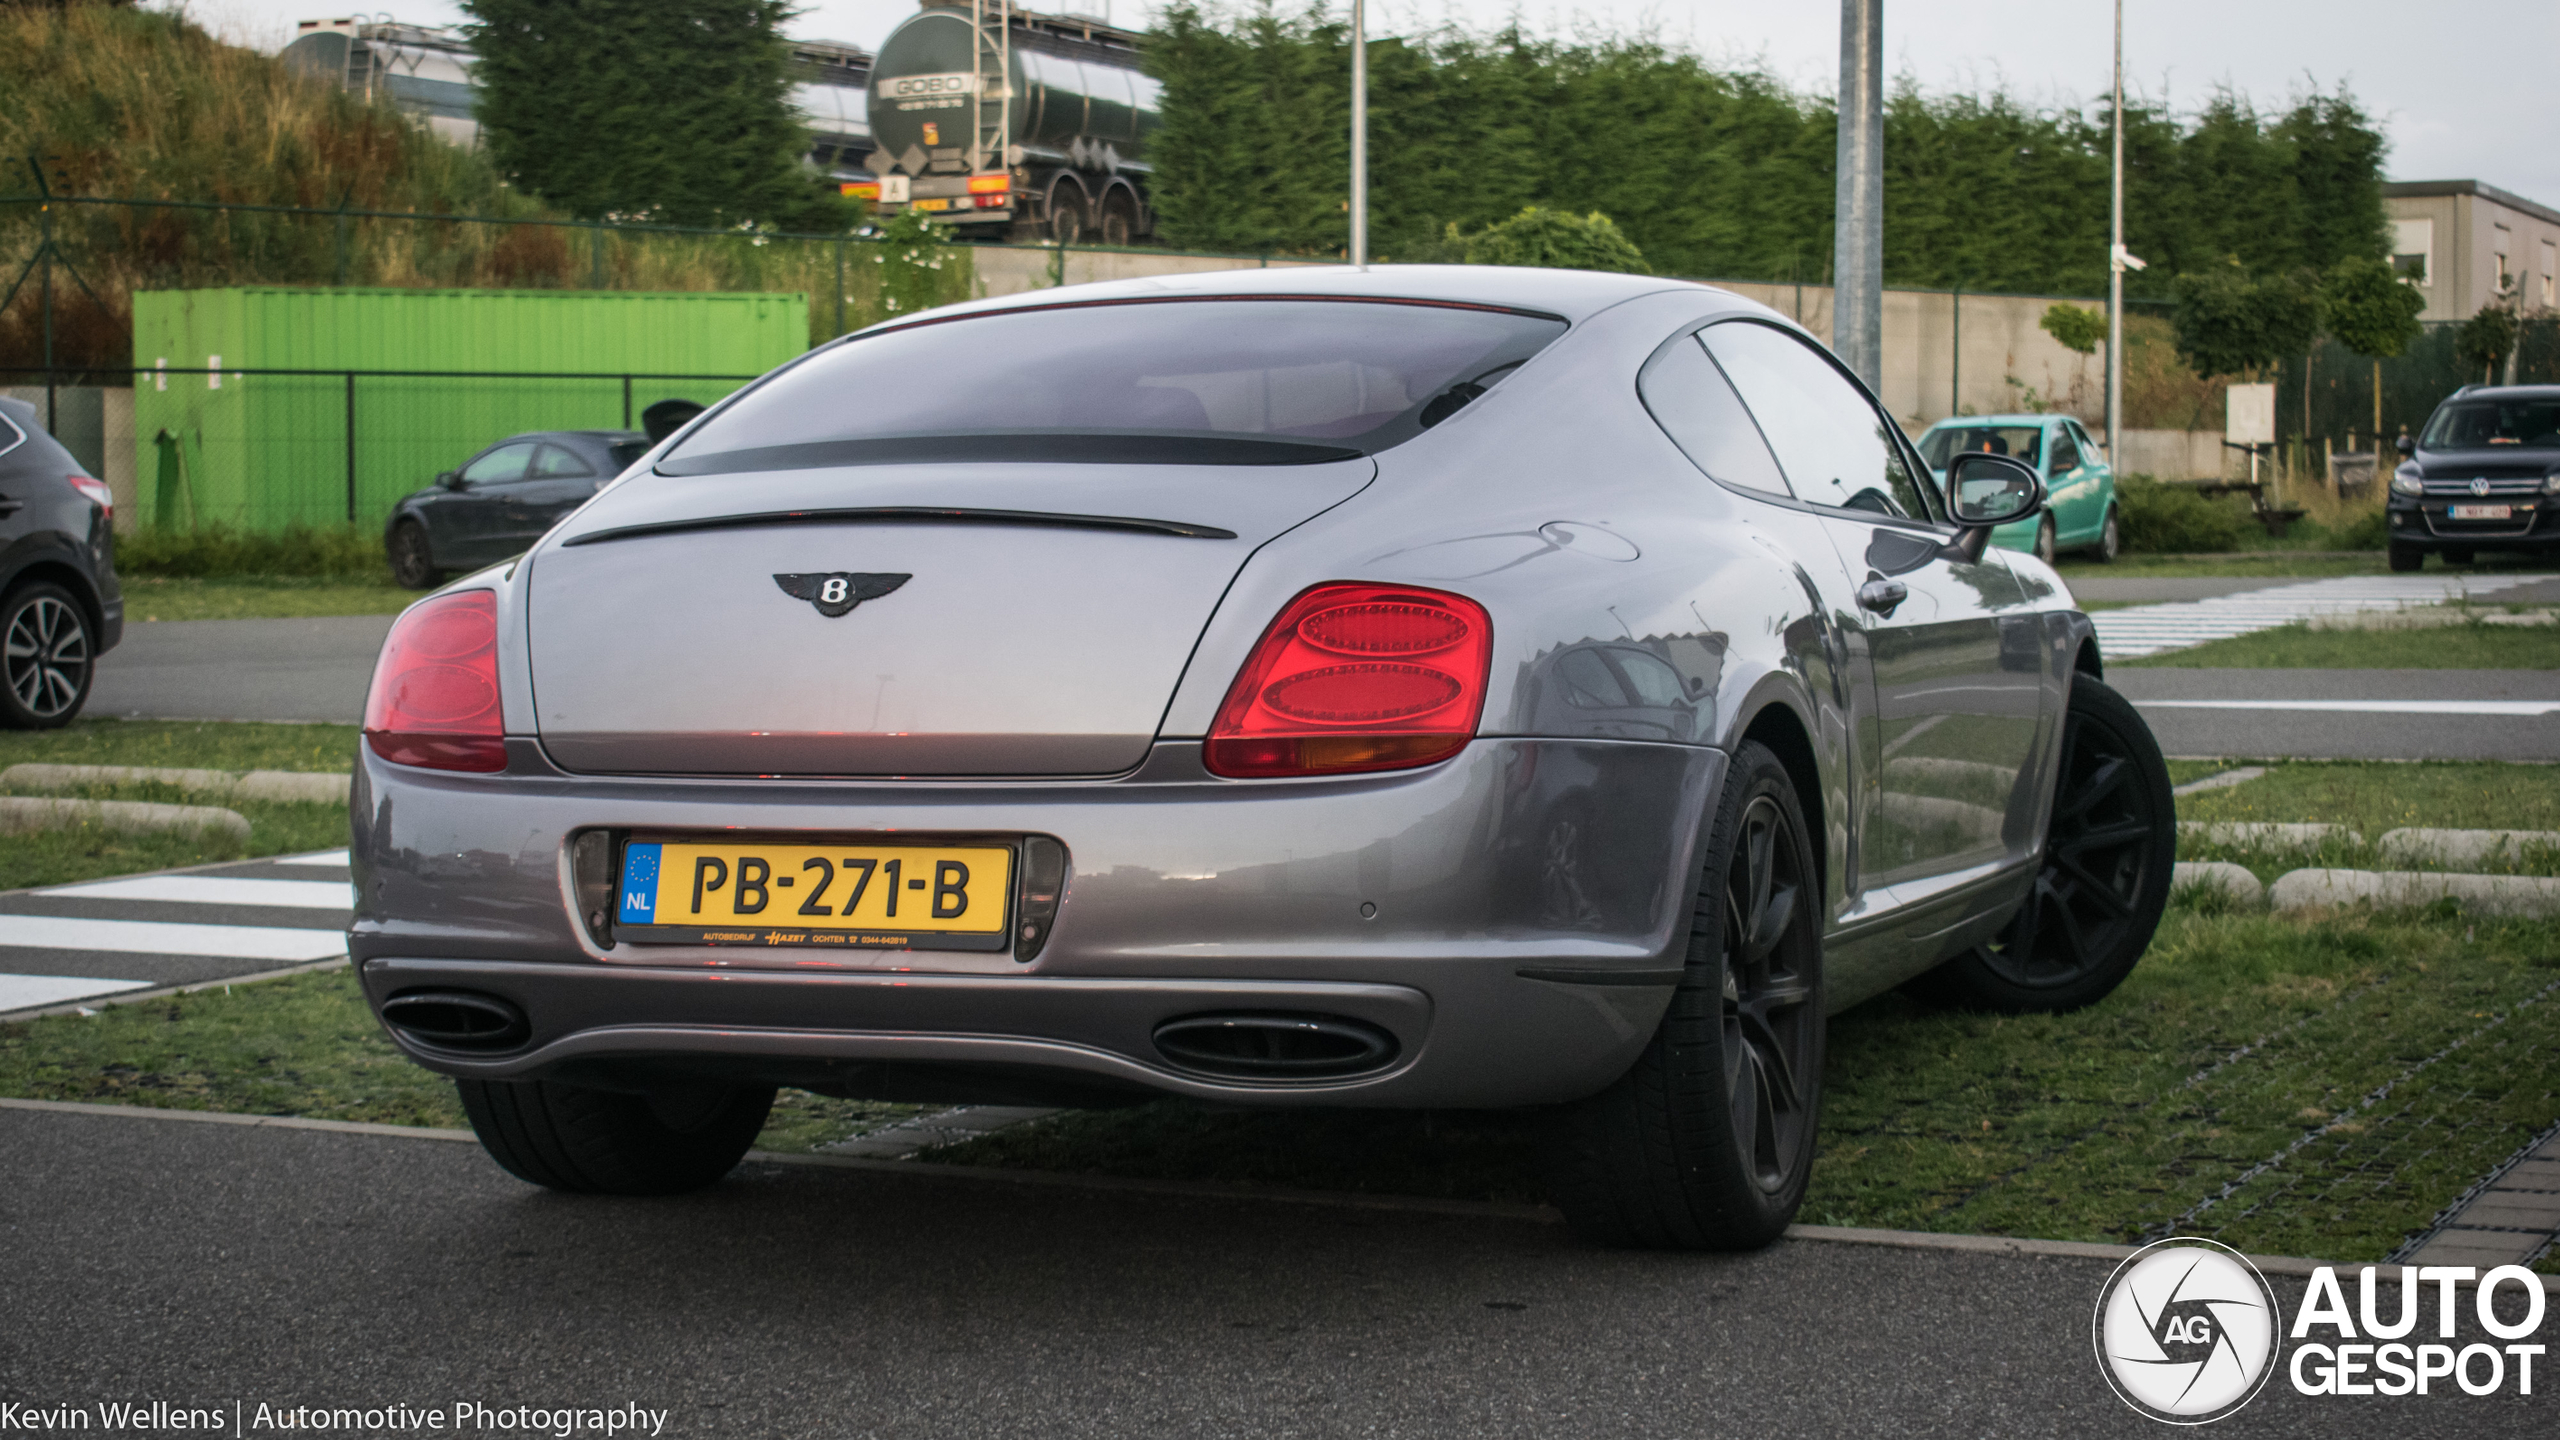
[0,915,346,961]
[274,850,352,867]
[0,974,152,1011]
[42,876,356,910]
[2137,699,2560,716]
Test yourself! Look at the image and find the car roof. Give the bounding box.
[1922,414,2067,429]
[488,430,645,446]
[2442,385,2560,402]
[858,263,1702,333]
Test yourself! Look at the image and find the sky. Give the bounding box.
[184,0,2560,208]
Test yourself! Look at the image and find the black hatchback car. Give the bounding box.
[2388,385,2560,570]
[385,429,649,589]
[0,397,120,728]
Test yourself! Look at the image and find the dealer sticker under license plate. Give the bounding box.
[2449,504,2512,520]
[616,840,1013,951]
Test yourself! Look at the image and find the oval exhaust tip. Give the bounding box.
[1152,1012,1398,1080]
[380,989,529,1052]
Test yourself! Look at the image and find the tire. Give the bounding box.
[2033,515,2058,566]
[388,520,443,590]
[1907,675,2172,1014]
[2091,507,2122,563]
[2442,548,2475,566]
[1045,185,1086,244]
[0,582,95,729]
[1546,739,1825,1250]
[2387,541,2423,573]
[456,1077,775,1195]
[1098,191,1136,247]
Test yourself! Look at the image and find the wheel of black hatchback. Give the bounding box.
[388,519,443,590]
[1546,739,1825,1250]
[456,1077,775,1195]
[1907,675,2173,1014]
[0,582,94,730]
[2387,541,2423,573]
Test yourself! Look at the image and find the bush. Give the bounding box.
[1453,208,1650,274]
[117,524,391,581]
[2115,474,2251,554]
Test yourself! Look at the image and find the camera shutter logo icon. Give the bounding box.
[2093,1238,2281,1423]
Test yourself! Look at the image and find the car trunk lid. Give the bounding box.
[525,459,1373,775]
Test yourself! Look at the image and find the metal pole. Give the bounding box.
[1831,0,1883,388]
[1348,0,1367,267]
[344,371,357,522]
[834,237,847,336]
[622,375,634,430]
[2105,0,2126,468]
[1950,282,1961,417]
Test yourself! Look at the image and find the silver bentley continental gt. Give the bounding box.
[352,265,2176,1249]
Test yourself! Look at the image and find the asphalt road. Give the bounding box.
[1,1106,2547,1439]
[89,614,394,724]
[2111,668,2560,761]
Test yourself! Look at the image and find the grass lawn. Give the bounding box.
[118,576,415,621]
[2121,619,2560,669]
[0,721,361,889]
[2172,760,2560,880]
[2056,554,2387,580]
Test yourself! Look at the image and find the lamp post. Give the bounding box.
[2105,0,2125,468]
[1832,0,1883,389]
[1348,0,1367,267]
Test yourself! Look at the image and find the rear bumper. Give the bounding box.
[351,736,1724,1107]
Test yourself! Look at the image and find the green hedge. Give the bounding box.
[117,524,391,582]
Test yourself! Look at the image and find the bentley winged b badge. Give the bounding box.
[773,572,911,618]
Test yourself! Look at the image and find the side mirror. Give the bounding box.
[2396,435,2416,457]
[1947,452,2045,526]
[1942,452,2045,563]
[437,470,467,490]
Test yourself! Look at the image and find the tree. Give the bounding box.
[465,0,845,231]
[2040,303,2106,355]
[2454,302,2520,385]
[1454,207,1648,273]
[2168,258,2320,379]
[2322,254,2427,439]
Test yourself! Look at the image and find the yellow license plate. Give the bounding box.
[910,198,951,212]
[617,839,1012,951]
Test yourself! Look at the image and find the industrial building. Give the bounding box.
[2383,179,2560,322]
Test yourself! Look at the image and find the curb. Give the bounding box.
[5,1095,2547,1290]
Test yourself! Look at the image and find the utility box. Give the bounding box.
[131,288,808,533]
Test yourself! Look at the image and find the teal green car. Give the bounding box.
[1916,414,2121,563]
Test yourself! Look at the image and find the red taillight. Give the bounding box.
[363,590,505,772]
[1205,582,1492,778]
[68,475,111,519]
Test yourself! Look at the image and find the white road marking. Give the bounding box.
[2137,699,2560,716]
[2087,574,2546,658]
[42,876,355,910]
[274,850,352,867]
[0,974,153,1012]
[0,915,346,961]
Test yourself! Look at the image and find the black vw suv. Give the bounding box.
[2388,385,2560,571]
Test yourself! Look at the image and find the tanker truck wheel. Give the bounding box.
[1099,190,1136,247]
[1045,184,1087,244]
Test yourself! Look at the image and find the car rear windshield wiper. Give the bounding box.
[653,433,1364,475]
[559,506,1239,548]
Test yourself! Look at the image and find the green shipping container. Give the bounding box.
[131,288,809,533]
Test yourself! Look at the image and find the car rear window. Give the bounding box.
[608,440,652,471]
[658,298,1567,474]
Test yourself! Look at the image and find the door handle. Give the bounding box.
[1857,578,1908,616]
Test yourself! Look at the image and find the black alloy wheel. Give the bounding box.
[1912,675,2173,1014]
[0,583,93,729]
[389,519,443,590]
[1547,740,1824,1250]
